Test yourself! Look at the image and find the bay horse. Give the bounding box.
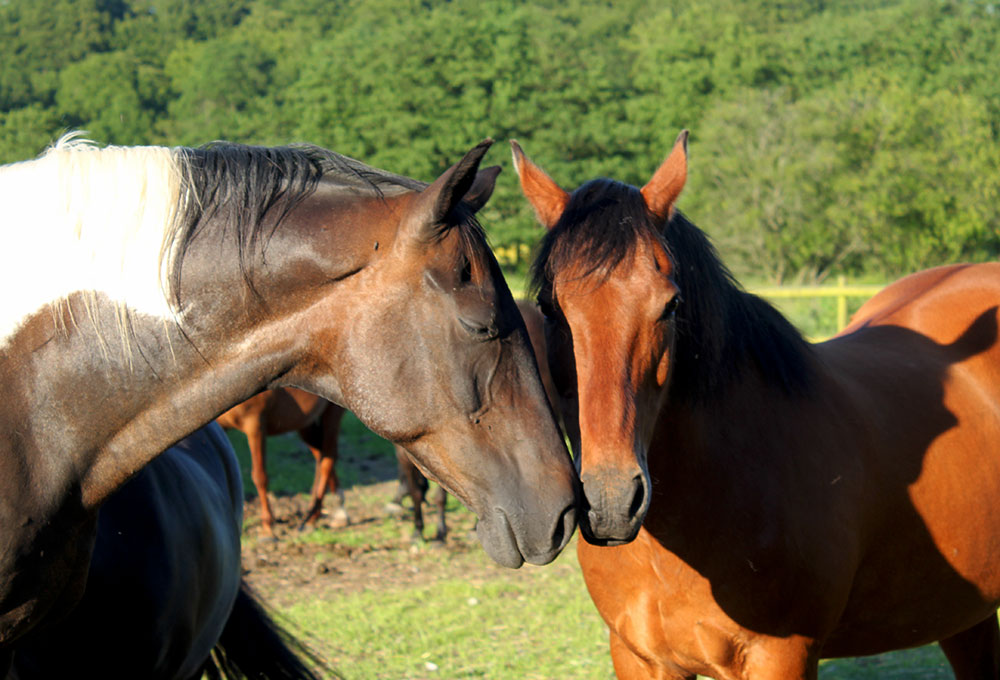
[217,388,350,539]
[0,135,577,664]
[514,132,1000,679]
[11,424,323,679]
[390,298,559,542]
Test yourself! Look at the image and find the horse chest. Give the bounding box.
[578,533,757,677]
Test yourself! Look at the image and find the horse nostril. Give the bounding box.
[628,475,646,519]
[550,506,568,549]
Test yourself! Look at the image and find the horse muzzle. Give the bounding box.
[476,496,577,568]
[578,467,650,546]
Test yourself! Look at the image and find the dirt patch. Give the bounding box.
[239,479,502,609]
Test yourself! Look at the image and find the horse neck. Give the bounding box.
[5,303,280,514]
[9,198,383,513]
[649,284,817,491]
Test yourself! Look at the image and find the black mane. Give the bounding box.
[169,142,486,305]
[531,178,815,403]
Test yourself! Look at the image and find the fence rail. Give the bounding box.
[750,276,884,334]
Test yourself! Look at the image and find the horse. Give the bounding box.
[513,132,1000,680]
[11,424,323,679]
[389,298,559,542]
[0,135,577,665]
[217,388,349,539]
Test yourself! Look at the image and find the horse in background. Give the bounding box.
[218,389,349,540]
[515,132,1000,679]
[0,135,576,662]
[390,298,560,542]
[11,424,324,679]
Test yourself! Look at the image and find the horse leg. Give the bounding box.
[298,404,348,530]
[609,630,695,680]
[432,486,448,542]
[939,615,1000,679]
[321,404,348,527]
[246,424,276,540]
[395,445,426,541]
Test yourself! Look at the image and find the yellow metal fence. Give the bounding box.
[750,275,884,335]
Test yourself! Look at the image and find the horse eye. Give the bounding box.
[538,297,557,320]
[661,294,681,320]
[458,257,472,284]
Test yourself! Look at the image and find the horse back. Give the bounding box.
[816,262,1000,653]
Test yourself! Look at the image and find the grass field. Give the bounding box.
[225,403,960,680]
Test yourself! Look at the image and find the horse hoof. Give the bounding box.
[329,510,350,529]
[385,502,405,516]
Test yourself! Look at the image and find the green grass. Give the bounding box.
[261,531,957,680]
[820,646,951,679]
[283,545,614,680]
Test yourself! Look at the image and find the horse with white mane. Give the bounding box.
[0,135,577,670]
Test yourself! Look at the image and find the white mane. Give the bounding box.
[0,134,186,351]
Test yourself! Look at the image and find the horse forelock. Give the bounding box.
[529,180,814,402]
[530,179,657,294]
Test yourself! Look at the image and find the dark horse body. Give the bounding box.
[0,137,576,665]
[218,388,349,539]
[11,424,319,679]
[515,133,1000,679]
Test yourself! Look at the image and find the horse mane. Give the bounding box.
[0,136,446,355]
[530,178,815,403]
[169,142,425,306]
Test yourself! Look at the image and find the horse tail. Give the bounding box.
[204,579,334,680]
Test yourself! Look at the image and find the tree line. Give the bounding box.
[2,0,998,282]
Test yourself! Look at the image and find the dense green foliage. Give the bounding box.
[2,0,998,281]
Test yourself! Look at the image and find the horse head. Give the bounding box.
[268,141,577,567]
[513,132,688,545]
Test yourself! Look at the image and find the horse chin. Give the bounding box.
[578,515,643,547]
[475,512,526,569]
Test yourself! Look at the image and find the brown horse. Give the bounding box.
[514,132,1000,679]
[390,298,559,542]
[217,388,349,539]
[0,136,577,666]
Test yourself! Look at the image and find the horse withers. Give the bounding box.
[0,137,576,659]
[514,132,1000,679]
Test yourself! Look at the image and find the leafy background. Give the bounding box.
[2,0,998,283]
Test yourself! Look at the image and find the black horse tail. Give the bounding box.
[202,580,335,680]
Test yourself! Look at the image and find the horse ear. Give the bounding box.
[641,130,689,220]
[510,140,569,229]
[409,139,494,239]
[463,165,502,213]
